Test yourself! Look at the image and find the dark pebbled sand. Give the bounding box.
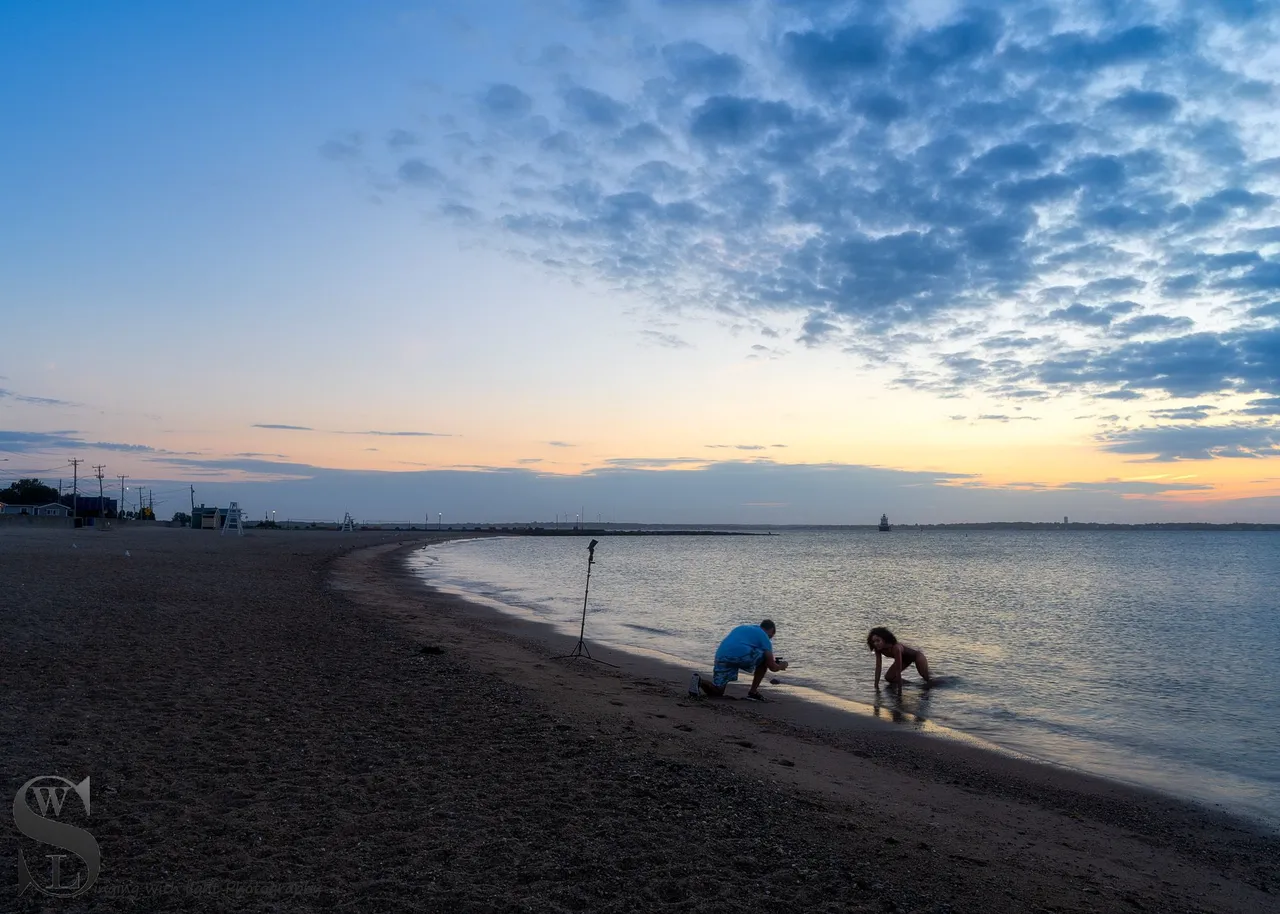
[3,526,1276,913]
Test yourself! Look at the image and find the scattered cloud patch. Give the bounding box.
[640,330,693,349]
[1057,479,1213,495]
[1149,405,1217,421]
[331,0,1280,423]
[0,389,76,407]
[602,457,708,468]
[0,429,158,454]
[1097,423,1280,461]
[1241,397,1280,415]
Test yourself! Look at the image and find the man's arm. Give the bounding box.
[763,650,788,672]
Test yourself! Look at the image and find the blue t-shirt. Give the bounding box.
[715,624,774,667]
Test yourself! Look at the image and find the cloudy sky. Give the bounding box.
[3,0,1280,524]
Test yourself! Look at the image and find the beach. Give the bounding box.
[3,526,1276,913]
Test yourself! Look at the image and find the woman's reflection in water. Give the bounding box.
[872,681,933,726]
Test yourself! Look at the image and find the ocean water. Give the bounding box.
[406,530,1280,829]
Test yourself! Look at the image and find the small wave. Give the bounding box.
[620,622,673,636]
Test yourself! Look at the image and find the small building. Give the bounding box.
[191,504,229,530]
[0,503,69,517]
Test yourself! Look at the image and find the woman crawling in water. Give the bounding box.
[866,626,933,686]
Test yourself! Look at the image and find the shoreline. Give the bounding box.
[406,537,1280,833]
[345,540,1280,906]
[380,541,1279,832]
[5,526,1276,913]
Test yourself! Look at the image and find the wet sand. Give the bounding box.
[3,526,1276,912]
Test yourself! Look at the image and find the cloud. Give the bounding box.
[1241,397,1280,415]
[398,159,444,186]
[603,457,710,468]
[640,330,692,349]
[662,41,744,92]
[9,445,1268,523]
[1037,328,1280,399]
[386,129,420,149]
[252,425,451,437]
[1097,424,1280,461]
[1046,302,1130,328]
[0,389,76,407]
[144,455,319,481]
[1056,479,1213,495]
[319,134,362,161]
[563,86,627,128]
[480,84,533,119]
[1110,314,1195,337]
[1149,405,1216,421]
[333,1,1280,414]
[1104,89,1180,123]
[0,429,159,455]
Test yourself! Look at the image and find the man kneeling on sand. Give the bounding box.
[690,619,788,702]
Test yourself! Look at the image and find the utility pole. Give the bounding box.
[70,458,81,524]
[94,465,106,520]
[190,485,195,515]
[118,475,128,519]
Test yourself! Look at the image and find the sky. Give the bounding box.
[2,0,1280,524]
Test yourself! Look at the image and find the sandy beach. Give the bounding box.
[3,526,1276,913]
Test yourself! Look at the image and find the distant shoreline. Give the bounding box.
[265,520,1280,534]
[365,522,1280,533]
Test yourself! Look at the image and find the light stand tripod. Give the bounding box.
[556,538,615,665]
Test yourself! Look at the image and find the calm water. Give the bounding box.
[406,530,1280,829]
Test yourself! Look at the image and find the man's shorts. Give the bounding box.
[712,652,764,689]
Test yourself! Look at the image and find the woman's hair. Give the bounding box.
[866,626,897,650]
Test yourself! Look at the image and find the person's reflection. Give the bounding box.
[873,681,932,726]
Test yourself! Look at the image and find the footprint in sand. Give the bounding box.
[674,724,694,732]
[609,700,624,706]
[734,740,755,749]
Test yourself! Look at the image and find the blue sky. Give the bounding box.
[2,0,1279,523]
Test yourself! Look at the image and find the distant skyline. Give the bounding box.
[3,1,1279,523]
